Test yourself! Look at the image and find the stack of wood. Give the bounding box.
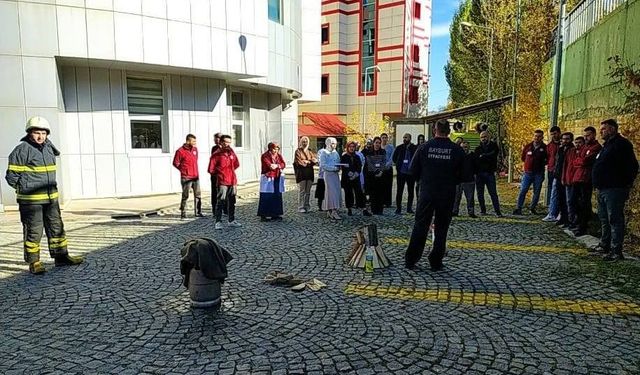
[346,224,391,269]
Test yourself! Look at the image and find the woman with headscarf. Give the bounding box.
[363,136,388,215]
[341,141,370,216]
[319,137,342,219]
[294,136,317,213]
[258,142,286,221]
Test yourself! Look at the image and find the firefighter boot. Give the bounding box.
[54,254,84,267]
[29,261,46,275]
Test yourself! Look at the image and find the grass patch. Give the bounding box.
[559,255,640,299]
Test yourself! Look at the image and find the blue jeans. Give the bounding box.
[547,178,560,218]
[516,172,544,211]
[597,188,630,252]
[475,172,501,215]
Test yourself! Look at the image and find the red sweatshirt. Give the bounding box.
[173,144,199,179]
[208,147,240,186]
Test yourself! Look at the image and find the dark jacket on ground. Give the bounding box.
[592,134,639,189]
[411,137,465,197]
[474,141,499,173]
[392,143,417,174]
[521,142,547,174]
[180,238,233,287]
[340,152,362,188]
[6,136,60,205]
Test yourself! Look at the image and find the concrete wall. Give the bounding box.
[546,0,640,131]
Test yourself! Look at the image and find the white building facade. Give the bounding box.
[0,0,321,210]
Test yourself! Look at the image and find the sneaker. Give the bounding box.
[272,216,283,222]
[363,210,372,216]
[347,208,353,216]
[260,216,270,222]
[542,215,556,222]
[180,211,187,219]
[298,208,307,213]
[215,222,224,230]
[469,213,478,218]
[588,244,610,254]
[530,208,539,215]
[603,252,624,262]
[495,213,503,218]
[480,212,488,216]
[395,209,402,215]
[407,209,415,214]
[29,261,46,275]
[196,212,205,218]
[571,229,586,237]
[54,254,84,266]
[512,208,522,215]
[405,262,417,270]
[228,220,242,227]
[452,212,459,217]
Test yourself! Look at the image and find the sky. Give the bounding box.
[428,0,462,112]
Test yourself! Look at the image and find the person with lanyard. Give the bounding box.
[392,133,417,214]
[258,142,286,221]
[341,141,371,216]
[380,133,395,208]
[405,119,464,271]
[363,137,389,215]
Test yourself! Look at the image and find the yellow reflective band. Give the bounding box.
[48,240,68,249]
[49,237,66,243]
[17,192,59,200]
[24,241,41,253]
[8,164,56,173]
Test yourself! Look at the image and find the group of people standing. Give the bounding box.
[514,119,638,260]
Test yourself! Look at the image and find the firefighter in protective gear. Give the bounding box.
[5,116,84,275]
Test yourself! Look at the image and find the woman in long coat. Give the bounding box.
[293,136,317,213]
[341,141,370,216]
[258,142,286,221]
[363,136,388,215]
[318,137,342,219]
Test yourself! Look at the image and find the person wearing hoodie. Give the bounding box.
[5,116,84,274]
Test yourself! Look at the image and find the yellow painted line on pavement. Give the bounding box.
[344,284,640,316]
[383,237,584,255]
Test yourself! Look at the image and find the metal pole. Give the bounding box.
[363,76,368,135]
[508,0,521,184]
[488,29,493,101]
[550,0,566,128]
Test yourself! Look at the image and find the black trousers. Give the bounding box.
[367,176,385,215]
[574,182,593,231]
[343,179,366,209]
[396,173,415,212]
[382,169,393,206]
[215,185,237,223]
[180,178,202,214]
[210,175,227,215]
[405,191,455,267]
[19,201,68,263]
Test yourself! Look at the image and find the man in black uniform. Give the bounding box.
[5,116,84,274]
[405,119,464,271]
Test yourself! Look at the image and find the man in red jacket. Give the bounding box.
[543,126,562,221]
[570,127,602,236]
[208,134,242,230]
[173,134,203,219]
[513,129,547,215]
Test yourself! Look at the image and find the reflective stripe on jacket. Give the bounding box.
[5,136,60,205]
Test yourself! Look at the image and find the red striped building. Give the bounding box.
[299,0,432,141]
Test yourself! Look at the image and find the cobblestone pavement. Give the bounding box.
[1,186,640,374]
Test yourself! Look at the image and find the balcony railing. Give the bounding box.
[563,0,627,46]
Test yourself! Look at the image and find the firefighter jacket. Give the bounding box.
[571,141,602,184]
[521,142,547,174]
[5,136,60,205]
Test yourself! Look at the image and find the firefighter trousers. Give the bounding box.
[19,201,68,263]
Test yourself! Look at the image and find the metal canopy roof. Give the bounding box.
[421,95,513,124]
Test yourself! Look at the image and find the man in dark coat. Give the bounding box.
[5,116,84,274]
[392,133,418,214]
[453,141,477,218]
[405,119,464,271]
[591,119,639,260]
[474,131,502,216]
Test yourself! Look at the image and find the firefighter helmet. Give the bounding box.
[25,116,51,134]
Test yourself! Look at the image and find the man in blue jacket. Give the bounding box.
[5,117,84,274]
[591,119,639,261]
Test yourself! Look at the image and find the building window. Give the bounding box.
[414,2,421,19]
[409,85,419,104]
[321,74,329,94]
[230,90,247,148]
[361,0,376,93]
[412,44,420,63]
[321,24,330,45]
[268,0,282,23]
[127,77,164,149]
